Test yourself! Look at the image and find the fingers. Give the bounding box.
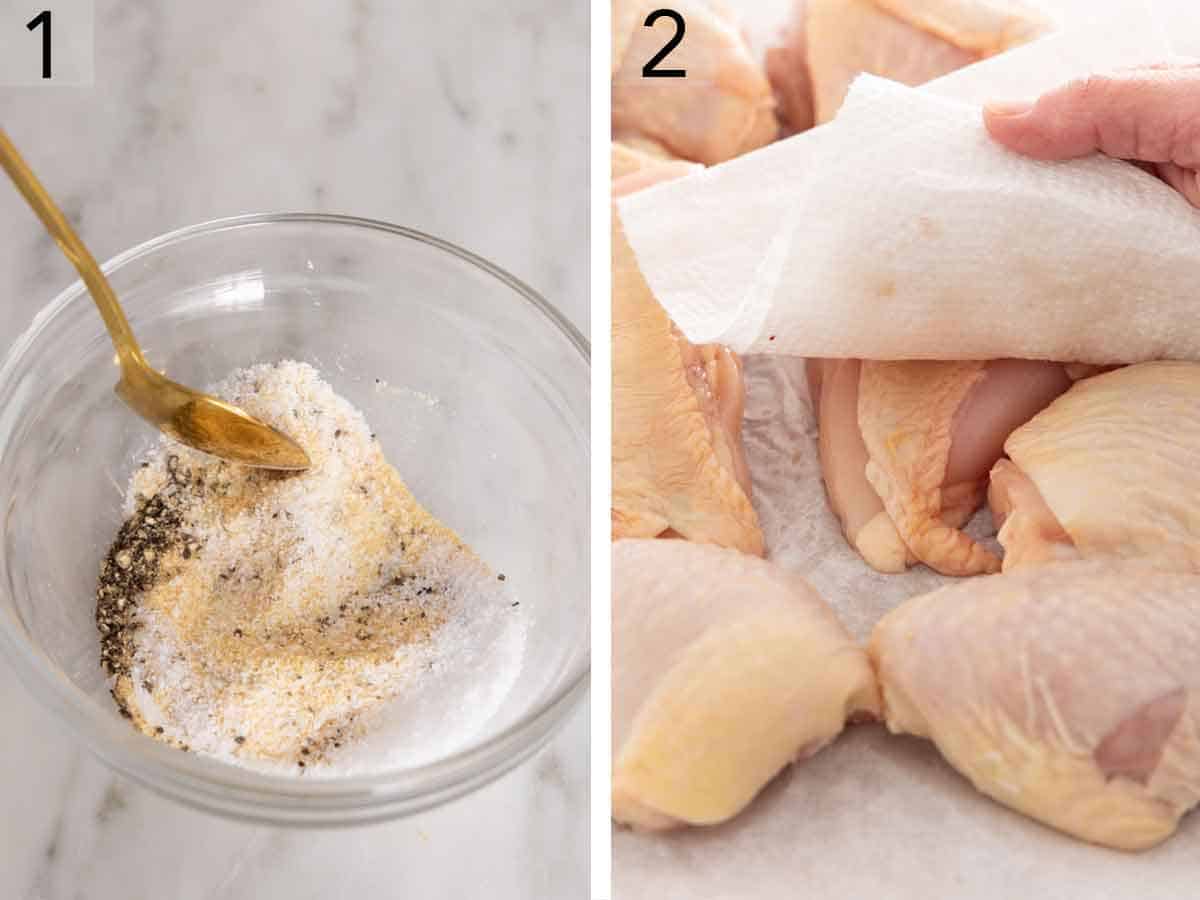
[984,66,1200,167]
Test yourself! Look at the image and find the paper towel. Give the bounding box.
[617,2,1188,362]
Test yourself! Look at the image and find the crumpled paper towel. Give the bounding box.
[617,4,1186,362]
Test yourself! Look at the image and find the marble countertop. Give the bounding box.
[0,1,588,898]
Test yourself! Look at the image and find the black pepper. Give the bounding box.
[96,492,191,687]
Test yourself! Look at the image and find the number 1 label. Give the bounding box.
[27,10,51,79]
[0,1,92,86]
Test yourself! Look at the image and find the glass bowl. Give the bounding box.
[0,213,589,825]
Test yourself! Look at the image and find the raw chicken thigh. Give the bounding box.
[612,0,779,164]
[799,0,1048,123]
[807,0,973,123]
[808,358,912,572]
[870,561,1200,850]
[873,0,1049,53]
[764,2,816,134]
[991,361,1200,572]
[612,167,762,554]
[612,140,675,179]
[613,539,880,829]
[612,148,701,196]
[811,358,1071,575]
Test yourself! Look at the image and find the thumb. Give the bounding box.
[983,66,1200,166]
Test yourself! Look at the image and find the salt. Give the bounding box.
[98,360,525,774]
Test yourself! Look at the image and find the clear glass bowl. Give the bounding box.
[0,213,589,825]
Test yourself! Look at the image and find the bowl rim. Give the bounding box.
[0,212,590,823]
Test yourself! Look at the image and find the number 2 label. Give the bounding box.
[641,9,686,79]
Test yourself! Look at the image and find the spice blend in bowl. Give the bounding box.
[0,214,588,824]
[96,360,525,773]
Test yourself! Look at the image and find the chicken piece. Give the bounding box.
[873,0,1049,54]
[613,539,880,830]
[990,361,1200,573]
[870,562,1200,850]
[613,164,700,196]
[859,359,1073,575]
[805,0,1048,124]
[612,163,762,554]
[612,0,647,73]
[612,151,701,195]
[988,459,1075,568]
[808,358,912,572]
[818,358,1071,575]
[612,139,674,179]
[807,0,974,123]
[612,216,760,551]
[764,2,816,135]
[612,0,778,164]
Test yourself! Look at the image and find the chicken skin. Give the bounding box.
[871,561,1200,850]
[812,358,1070,575]
[991,361,1200,573]
[612,0,778,164]
[612,158,763,554]
[614,539,880,829]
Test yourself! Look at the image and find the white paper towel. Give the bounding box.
[617,3,1190,362]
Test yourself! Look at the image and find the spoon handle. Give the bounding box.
[0,127,144,367]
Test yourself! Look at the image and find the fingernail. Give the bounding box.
[984,99,1034,117]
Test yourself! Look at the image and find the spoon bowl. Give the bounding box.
[115,364,312,470]
[0,128,310,470]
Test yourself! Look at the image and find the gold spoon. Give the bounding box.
[0,129,310,470]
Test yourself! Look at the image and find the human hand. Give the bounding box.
[984,64,1200,207]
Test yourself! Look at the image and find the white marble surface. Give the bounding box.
[0,1,588,898]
